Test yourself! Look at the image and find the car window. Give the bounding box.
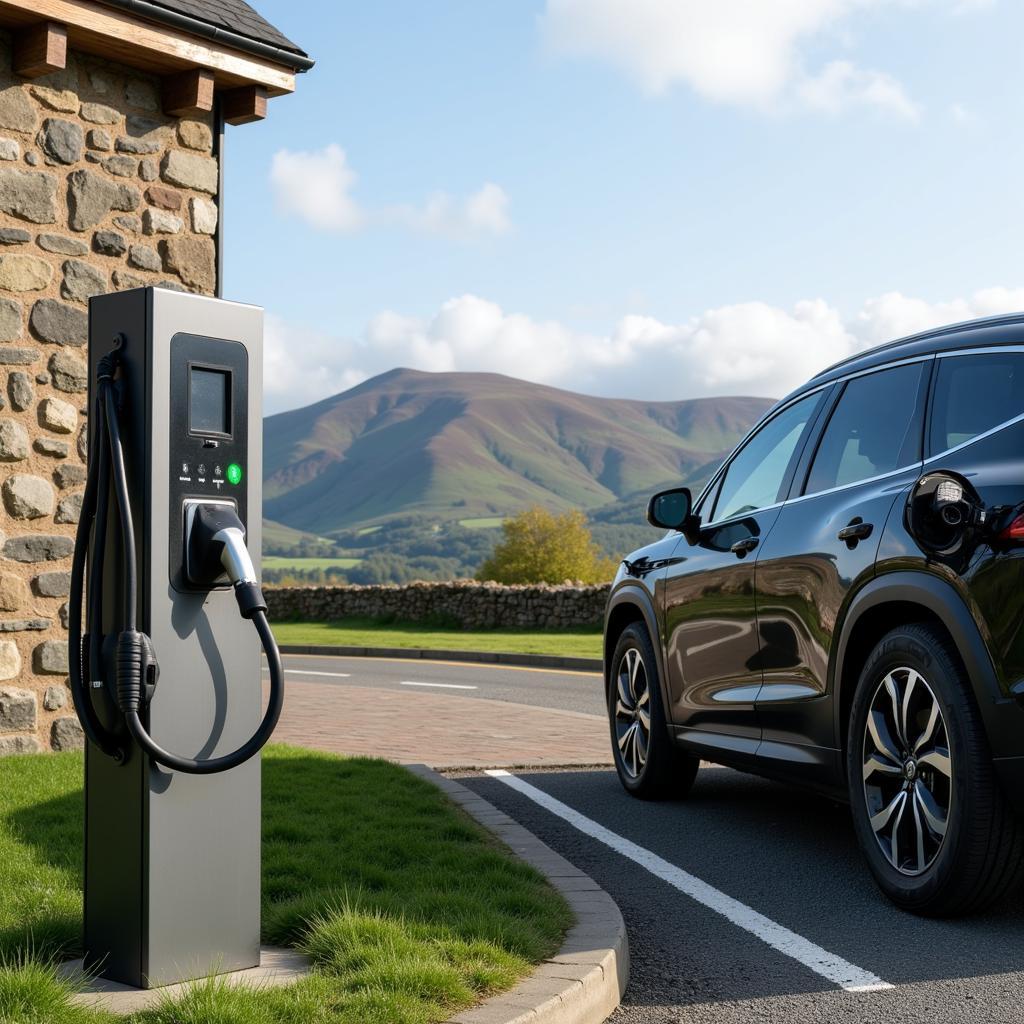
[712,393,821,522]
[805,362,925,495]
[929,351,1024,455]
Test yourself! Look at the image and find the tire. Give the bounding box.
[847,622,1024,915]
[608,621,698,799]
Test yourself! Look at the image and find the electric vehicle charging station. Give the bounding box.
[72,287,285,989]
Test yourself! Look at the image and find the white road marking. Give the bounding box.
[400,680,478,690]
[261,668,352,678]
[485,770,894,994]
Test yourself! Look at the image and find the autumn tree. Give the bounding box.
[476,507,618,585]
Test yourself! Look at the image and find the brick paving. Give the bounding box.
[269,680,613,769]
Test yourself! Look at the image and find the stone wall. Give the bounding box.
[0,34,218,754]
[266,581,612,631]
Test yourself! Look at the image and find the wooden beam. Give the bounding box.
[12,20,67,78]
[221,85,267,126]
[163,68,214,117]
[0,0,295,96]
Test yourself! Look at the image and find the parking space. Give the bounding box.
[458,765,1024,1023]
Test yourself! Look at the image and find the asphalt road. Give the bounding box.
[264,652,605,716]
[460,765,1024,1024]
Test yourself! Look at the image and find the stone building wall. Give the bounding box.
[0,32,218,754]
[266,581,612,631]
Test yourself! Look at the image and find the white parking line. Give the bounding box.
[485,769,893,994]
[400,681,478,690]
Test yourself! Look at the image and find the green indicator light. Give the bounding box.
[226,463,243,485]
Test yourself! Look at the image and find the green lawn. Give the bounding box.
[0,747,570,1024]
[263,556,363,571]
[457,518,505,529]
[272,618,603,659]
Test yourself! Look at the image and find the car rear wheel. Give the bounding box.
[847,623,1024,915]
[609,622,698,799]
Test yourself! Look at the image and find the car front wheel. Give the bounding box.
[609,622,698,799]
[848,623,1024,915]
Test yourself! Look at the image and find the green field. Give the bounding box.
[0,748,569,1024]
[272,619,602,659]
[263,556,363,571]
[458,517,505,529]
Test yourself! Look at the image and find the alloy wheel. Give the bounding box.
[862,666,952,876]
[615,647,651,778]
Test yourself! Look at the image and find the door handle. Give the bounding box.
[837,518,873,544]
[730,537,758,557]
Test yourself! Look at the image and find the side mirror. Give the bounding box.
[647,487,694,533]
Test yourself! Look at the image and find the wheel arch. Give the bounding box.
[832,571,1003,759]
[604,584,669,709]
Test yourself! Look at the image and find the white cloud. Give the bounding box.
[264,287,1024,413]
[270,145,510,237]
[270,144,363,232]
[388,182,511,237]
[797,60,920,119]
[539,0,973,117]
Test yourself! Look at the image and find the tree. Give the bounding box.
[476,507,618,585]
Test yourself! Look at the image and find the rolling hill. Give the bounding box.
[262,368,773,538]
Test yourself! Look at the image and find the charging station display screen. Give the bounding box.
[190,367,231,435]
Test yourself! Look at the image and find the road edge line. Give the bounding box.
[278,644,602,673]
[405,764,628,1024]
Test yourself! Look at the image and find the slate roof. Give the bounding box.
[99,0,311,67]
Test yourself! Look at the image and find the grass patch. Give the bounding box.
[457,518,505,530]
[0,747,570,1023]
[264,556,363,571]
[272,618,602,659]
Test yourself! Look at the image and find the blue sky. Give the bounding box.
[224,1,1024,413]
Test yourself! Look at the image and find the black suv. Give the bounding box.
[605,314,1024,915]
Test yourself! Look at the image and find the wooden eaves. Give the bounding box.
[0,0,312,124]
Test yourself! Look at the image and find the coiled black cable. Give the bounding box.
[68,345,285,774]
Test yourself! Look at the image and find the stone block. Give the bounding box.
[61,259,107,303]
[0,572,28,610]
[0,298,21,341]
[0,735,40,755]
[39,396,77,433]
[0,254,52,291]
[0,228,29,245]
[0,169,56,224]
[3,534,73,562]
[127,243,160,272]
[0,419,29,461]
[145,185,181,211]
[51,716,83,751]
[0,348,36,365]
[80,102,120,125]
[160,236,214,292]
[102,155,136,178]
[49,351,87,392]
[43,685,66,710]
[0,685,32,728]
[34,438,69,457]
[86,128,112,151]
[7,372,32,411]
[143,207,182,234]
[67,169,140,231]
[3,474,55,519]
[34,571,70,597]
[93,231,126,257]
[0,86,36,133]
[55,492,81,524]
[190,197,217,235]
[54,464,85,489]
[36,233,88,256]
[30,86,79,113]
[0,139,19,161]
[34,639,69,674]
[178,119,212,151]
[38,118,84,165]
[160,150,217,193]
[29,298,87,346]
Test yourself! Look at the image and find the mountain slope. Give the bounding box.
[263,368,773,535]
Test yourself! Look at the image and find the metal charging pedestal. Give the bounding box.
[84,288,264,988]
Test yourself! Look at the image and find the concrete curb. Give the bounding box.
[406,764,628,1024]
[279,644,603,673]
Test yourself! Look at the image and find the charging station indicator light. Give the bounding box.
[226,463,243,485]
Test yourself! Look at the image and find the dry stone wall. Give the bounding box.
[0,34,218,753]
[266,581,612,631]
